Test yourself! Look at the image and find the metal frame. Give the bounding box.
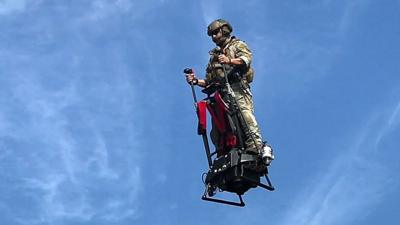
[201,171,275,207]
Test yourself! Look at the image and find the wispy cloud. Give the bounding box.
[84,0,166,21]
[0,76,93,222]
[0,0,27,15]
[200,0,221,26]
[0,2,162,220]
[88,0,133,20]
[250,1,370,98]
[374,100,400,147]
[0,29,145,222]
[21,174,94,223]
[338,0,372,33]
[278,99,400,225]
[388,101,400,126]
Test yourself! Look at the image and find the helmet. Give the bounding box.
[207,19,233,36]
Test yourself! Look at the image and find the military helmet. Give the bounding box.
[207,19,233,36]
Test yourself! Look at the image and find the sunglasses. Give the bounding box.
[208,28,221,36]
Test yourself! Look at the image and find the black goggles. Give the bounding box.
[208,28,221,36]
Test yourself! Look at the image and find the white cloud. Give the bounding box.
[277,99,400,225]
[6,77,92,221]
[249,1,371,100]
[374,100,400,147]
[85,134,119,180]
[0,112,11,139]
[89,0,132,20]
[0,72,144,223]
[0,0,27,15]
[99,167,142,222]
[22,174,94,222]
[338,0,372,33]
[200,0,220,26]
[388,101,400,127]
[0,0,151,215]
[85,0,165,21]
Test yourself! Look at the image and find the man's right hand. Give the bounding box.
[185,72,197,85]
[184,68,206,87]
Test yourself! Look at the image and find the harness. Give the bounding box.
[207,38,253,87]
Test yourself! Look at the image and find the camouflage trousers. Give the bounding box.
[210,83,263,154]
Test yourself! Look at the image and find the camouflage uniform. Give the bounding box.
[205,37,263,153]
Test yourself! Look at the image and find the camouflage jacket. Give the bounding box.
[205,37,254,85]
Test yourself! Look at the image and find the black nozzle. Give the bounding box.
[184,68,193,74]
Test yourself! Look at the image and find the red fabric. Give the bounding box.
[214,92,228,113]
[206,104,224,133]
[207,92,227,133]
[226,134,237,148]
[196,91,239,155]
[197,101,207,135]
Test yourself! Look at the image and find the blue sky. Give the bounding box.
[0,0,399,225]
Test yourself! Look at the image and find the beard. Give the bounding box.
[212,36,227,46]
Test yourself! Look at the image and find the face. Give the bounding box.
[210,28,224,46]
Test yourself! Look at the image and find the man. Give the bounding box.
[185,19,274,165]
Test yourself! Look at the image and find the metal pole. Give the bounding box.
[219,55,261,154]
[184,68,213,168]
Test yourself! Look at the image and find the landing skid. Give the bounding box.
[202,193,245,207]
